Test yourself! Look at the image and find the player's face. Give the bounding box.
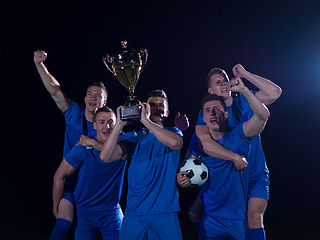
[94,111,116,142]
[202,100,228,130]
[147,97,169,123]
[85,86,107,113]
[208,74,231,99]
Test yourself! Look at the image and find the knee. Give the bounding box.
[248,207,263,223]
[247,199,267,228]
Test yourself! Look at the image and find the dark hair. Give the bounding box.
[201,94,227,111]
[146,89,169,106]
[206,68,229,88]
[87,82,108,99]
[93,106,114,122]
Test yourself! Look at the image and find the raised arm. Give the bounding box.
[140,103,183,150]
[34,50,70,112]
[52,159,76,218]
[230,78,270,138]
[232,64,282,106]
[174,112,189,131]
[100,106,127,163]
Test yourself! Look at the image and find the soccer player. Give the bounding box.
[34,50,108,239]
[100,90,184,240]
[52,106,126,239]
[178,76,270,239]
[190,65,281,239]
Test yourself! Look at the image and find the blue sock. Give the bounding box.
[247,228,266,240]
[49,218,72,240]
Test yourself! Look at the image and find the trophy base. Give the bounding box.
[120,105,142,120]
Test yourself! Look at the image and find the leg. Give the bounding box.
[189,196,204,231]
[247,197,267,240]
[148,213,183,240]
[99,210,122,240]
[57,198,74,221]
[49,198,74,240]
[119,215,147,240]
[198,213,230,240]
[247,197,267,228]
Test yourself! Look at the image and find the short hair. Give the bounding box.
[146,89,169,107]
[86,82,108,99]
[93,106,115,122]
[206,68,229,88]
[201,94,227,111]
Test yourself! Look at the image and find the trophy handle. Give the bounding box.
[102,55,116,76]
[140,48,148,71]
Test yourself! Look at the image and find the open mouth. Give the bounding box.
[102,129,111,136]
[210,118,217,123]
[221,88,228,93]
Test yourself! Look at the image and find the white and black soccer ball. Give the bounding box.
[179,158,209,187]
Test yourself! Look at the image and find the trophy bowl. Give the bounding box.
[103,41,148,120]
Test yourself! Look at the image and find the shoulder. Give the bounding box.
[226,123,251,144]
[64,145,87,166]
[63,101,85,123]
[165,126,183,137]
[63,101,83,116]
[118,131,136,142]
[69,145,87,155]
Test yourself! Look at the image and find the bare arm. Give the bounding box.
[34,50,70,112]
[76,135,104,151]
[230,78,270,138]
[52,159,76,218]
[100,107,127,163]
[140,103,183,150]
[195,125,248,172]
[233,64,282,106]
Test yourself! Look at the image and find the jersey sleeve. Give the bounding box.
[195,110,205,126]
[118,131,139,158]
[167,126,183,137]
[189,132,201,157]
[64,145,86,169]
[230,90,258,124]
[63,100,83,126]
[229,123,252,155]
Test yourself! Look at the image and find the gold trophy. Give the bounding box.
[103,41,148,120]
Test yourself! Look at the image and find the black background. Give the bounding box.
[2,0,320,239]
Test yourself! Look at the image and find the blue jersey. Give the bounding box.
[65,145,126,212]
[119,127,182,215]
[63,101,96,157]
[201,123,251,219]
[194,92,268,179]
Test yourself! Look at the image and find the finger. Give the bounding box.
[180,171,189,176]
[176,112,181,118]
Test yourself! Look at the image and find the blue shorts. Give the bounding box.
[199,213,248,240]
[75,208,122,240]
[248,176,269,200]
[120,212,182,240]
[61,189,75,205]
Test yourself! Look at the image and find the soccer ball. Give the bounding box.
[179,158,209,187]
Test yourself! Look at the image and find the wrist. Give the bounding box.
[241,70,251,79]
[232,153,242,163]
[140,117,151,127]
[239,87,250,95]
[115,122,125,131]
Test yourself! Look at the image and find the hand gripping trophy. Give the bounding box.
[103,41,148,120]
